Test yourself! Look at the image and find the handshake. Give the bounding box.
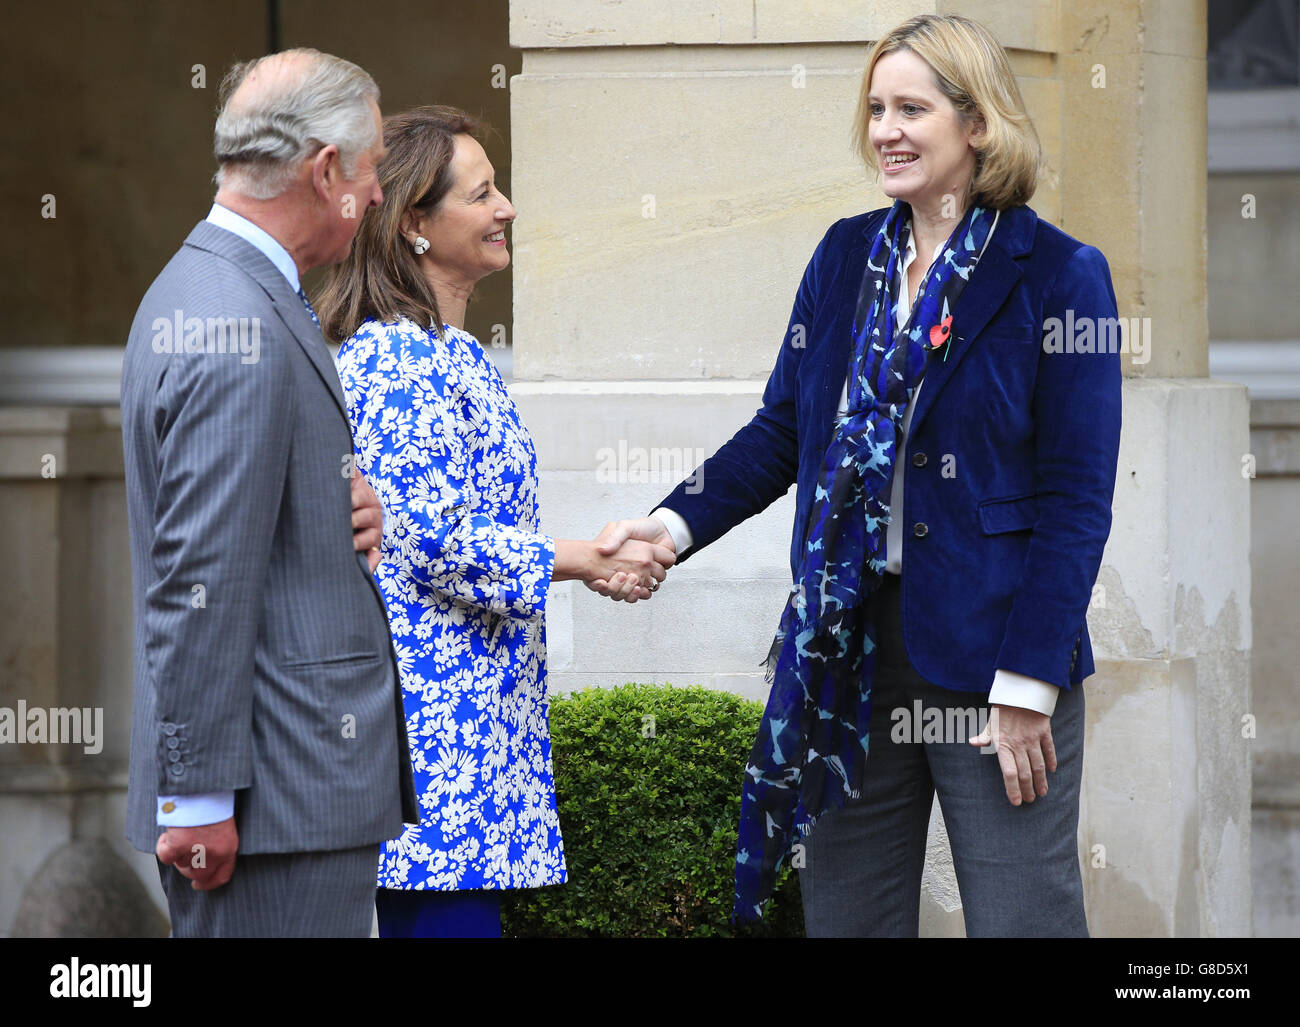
[350,472,679,604]
[567,516,677,604]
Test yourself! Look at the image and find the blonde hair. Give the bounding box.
[852,14,1041,210]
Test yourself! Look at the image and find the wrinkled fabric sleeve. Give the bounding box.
[993,245,1122,686]
[336,324,555,620]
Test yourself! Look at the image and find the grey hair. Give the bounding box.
[213,48,380,200]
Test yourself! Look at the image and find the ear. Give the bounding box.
[397,209,422,243]
[310,144,341,202]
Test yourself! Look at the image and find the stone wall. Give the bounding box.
[508,0,1255,936]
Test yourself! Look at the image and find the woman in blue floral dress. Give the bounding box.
[316,106,675,937]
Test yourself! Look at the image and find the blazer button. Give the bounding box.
[913,522,929,538]
[912,452,928,468]
[168,764,184,778]
[162,722,177,736]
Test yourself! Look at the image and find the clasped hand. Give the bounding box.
[585,517,677,603]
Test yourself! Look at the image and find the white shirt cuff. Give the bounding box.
[157,791,235,827]
[988,669,1060,717]
[650,507,693,556]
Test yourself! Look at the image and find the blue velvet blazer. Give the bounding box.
[659,204,1122,692]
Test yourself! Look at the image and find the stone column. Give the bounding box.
[507,0,1250,935]
[0,408,168,936]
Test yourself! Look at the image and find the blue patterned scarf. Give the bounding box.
[734,200,998,921]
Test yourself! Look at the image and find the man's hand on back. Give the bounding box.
[351,468,383,572]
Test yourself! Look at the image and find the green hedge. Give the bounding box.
[501,683,804,937]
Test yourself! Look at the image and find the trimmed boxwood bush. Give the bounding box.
[501,683,804,937]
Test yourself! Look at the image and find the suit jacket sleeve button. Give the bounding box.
[162,722,177,736]
[913,522,929,538]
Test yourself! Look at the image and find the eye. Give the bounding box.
[869,102,884,118]
[902,103,924,115]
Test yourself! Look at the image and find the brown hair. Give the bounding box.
[852,14,1042,211]
[316,105,481,342]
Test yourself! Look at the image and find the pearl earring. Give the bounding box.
[412,236,430,255]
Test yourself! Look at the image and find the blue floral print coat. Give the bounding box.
[335,317,566,891]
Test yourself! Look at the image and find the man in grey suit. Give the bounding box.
[121,48,417,937]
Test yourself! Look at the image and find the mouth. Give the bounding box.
[483,229,506,245]
[883,152,919,170]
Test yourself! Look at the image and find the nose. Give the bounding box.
[876,112,903,143]
[498,194,516,222]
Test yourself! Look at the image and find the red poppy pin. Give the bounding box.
[929,314,954,361]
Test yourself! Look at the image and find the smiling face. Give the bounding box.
[415,133,515,290]
[867,49,981,216]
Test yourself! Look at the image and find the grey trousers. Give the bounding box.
[797,572,1088,938]
[157,843,379,938]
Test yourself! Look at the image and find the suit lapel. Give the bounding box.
[182,222,350,423]
[905,205,1035,439]
[905,246,1022,437]
[269,289,350,423]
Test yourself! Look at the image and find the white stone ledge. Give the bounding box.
[0,345,513,403]
[511,379,764,394]
[0,348,124,406]
[1209,89,1300,173]
[1210,339,1300,400]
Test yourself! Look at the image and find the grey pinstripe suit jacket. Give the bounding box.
[121,220,418,855]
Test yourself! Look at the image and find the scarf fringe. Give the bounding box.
[761,631,785,685]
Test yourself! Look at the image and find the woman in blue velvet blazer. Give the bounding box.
[599,14,1121,936]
